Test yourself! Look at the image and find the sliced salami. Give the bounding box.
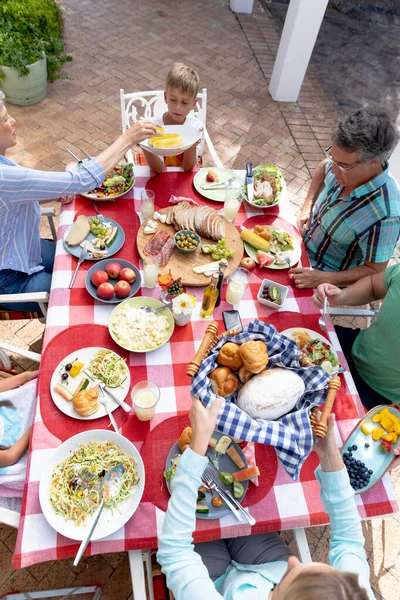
[158,237,176,267]
[143,230,170,256]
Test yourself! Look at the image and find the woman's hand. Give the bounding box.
[125,120,157,146]
[21,370,39,383]
[313,413,344,472]
[312,283,343,309]
[189,394,222,456]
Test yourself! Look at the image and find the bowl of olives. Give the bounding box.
[174,230,200,254]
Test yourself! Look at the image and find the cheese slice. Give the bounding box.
[154,211,167,223]
[144,225,157,234]
[147,219,158,229]
[192,261,220,274]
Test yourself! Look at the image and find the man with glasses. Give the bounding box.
[292,108,400,289]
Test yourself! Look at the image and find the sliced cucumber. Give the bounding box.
[196,503,209,515]
[105,226,118,247]
[233,481,245,499]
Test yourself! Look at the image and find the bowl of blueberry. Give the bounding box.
[257,279,288,310]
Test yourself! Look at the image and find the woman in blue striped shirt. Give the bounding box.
[0,92,156,310]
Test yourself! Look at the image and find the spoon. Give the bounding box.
[140,304,171,314]
[73,464,125,566]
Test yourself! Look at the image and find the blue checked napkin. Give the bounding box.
[191,319,330,479]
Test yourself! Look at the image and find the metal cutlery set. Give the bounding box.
[202,465,256,525]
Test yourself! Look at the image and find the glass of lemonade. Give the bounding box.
[131,381,160,421]
[226,267,250,305]
[141,189,155,218]
[143,256,159,288]
[223,185,243,222]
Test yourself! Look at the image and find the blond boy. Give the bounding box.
[143,63,202,173]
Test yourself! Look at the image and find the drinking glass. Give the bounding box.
[141,189,155,218]
[143,256,159,288]
[131,381,160,421]
[226,267,250,305]
[223,185,243,222]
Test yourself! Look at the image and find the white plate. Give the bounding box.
[193,168,242,203]
[244,226,301,270]
[140,124,201,156]
[281,327,339,373]
[39,430,144,541]
[50,347,130,420]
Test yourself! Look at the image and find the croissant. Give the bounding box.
[73,387,99,417]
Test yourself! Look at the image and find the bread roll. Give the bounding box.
[73,387,99,416]
[237,368,305,420]
[238,366,254,384]
[209,367,240,398]
[178,427,192,452]
[217,342,243,370]
[239,340,269,374]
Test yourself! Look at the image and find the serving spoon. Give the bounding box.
[139,304,171,315]
[73,464,125,566]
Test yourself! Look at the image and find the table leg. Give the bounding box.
[128,550,148,600]
[293,528,312,563]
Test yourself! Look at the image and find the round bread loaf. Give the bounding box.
[237,367,305,420]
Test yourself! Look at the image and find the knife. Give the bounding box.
[83,369,131,413]
[69,241,87,289]
[205,465,256,526]
[246,161,254,204]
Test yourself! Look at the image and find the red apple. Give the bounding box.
[97,282,114,300]
[106,261,122,279]
[119,267,136,284]
[240,257,256,271]
[91,270,108,287]
[114,280,131,299]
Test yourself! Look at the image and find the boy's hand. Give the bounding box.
[313,413,344,472]
[189,394,222,456]
[126,120,157,146]
[313,283,343,309]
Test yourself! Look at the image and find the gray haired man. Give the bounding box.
[292,108,400,289]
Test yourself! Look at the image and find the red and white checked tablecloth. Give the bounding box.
[13,167,399,568]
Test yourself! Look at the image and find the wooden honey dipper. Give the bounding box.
[311,375,341,439]
[186,321,219,377]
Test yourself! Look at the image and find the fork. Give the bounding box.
[98,386,120,433]
[319,285,328,331]
[201,176,236,190]
[140,304,171,314]
[202,472,243,522]
[205,466,256,525]
[91,200,104,223]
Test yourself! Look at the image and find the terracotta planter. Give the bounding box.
[0,56,47,106]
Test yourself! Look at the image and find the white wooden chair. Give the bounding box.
[120,88,223,168]
[0,206,56,320]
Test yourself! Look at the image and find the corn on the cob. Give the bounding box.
[149,134,184,149]
[240,228,270,252]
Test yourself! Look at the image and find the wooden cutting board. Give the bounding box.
[136,207,243,286]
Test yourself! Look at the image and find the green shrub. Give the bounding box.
[0,0,72,82]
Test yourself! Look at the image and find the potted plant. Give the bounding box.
[0,0,72,106]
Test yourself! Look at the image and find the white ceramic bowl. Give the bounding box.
[140,125,201,156]
[257,278,288,310]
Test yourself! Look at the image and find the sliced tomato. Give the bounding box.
[257,251,274,267]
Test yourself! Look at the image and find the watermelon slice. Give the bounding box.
[232,465,260,482]
[257,251,274,268]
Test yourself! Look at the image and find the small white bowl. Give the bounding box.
[257,279,288,310]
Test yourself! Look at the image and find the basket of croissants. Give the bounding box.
[190,319,331,479]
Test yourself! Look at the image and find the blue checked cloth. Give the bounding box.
[191,319,330,479]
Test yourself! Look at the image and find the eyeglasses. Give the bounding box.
[324,146,361,172]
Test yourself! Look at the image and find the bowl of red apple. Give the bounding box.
[85,259,141,303]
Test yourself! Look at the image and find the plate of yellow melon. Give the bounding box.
[140,124,201,156]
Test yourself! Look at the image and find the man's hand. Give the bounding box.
[189,394,222,456]
[125,120,157,146]
[296,213,310,233]
[390,445,400,472]
[290,267,325,289]
[313,283,343,309]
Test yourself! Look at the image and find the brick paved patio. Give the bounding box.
[1,1,399,598]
